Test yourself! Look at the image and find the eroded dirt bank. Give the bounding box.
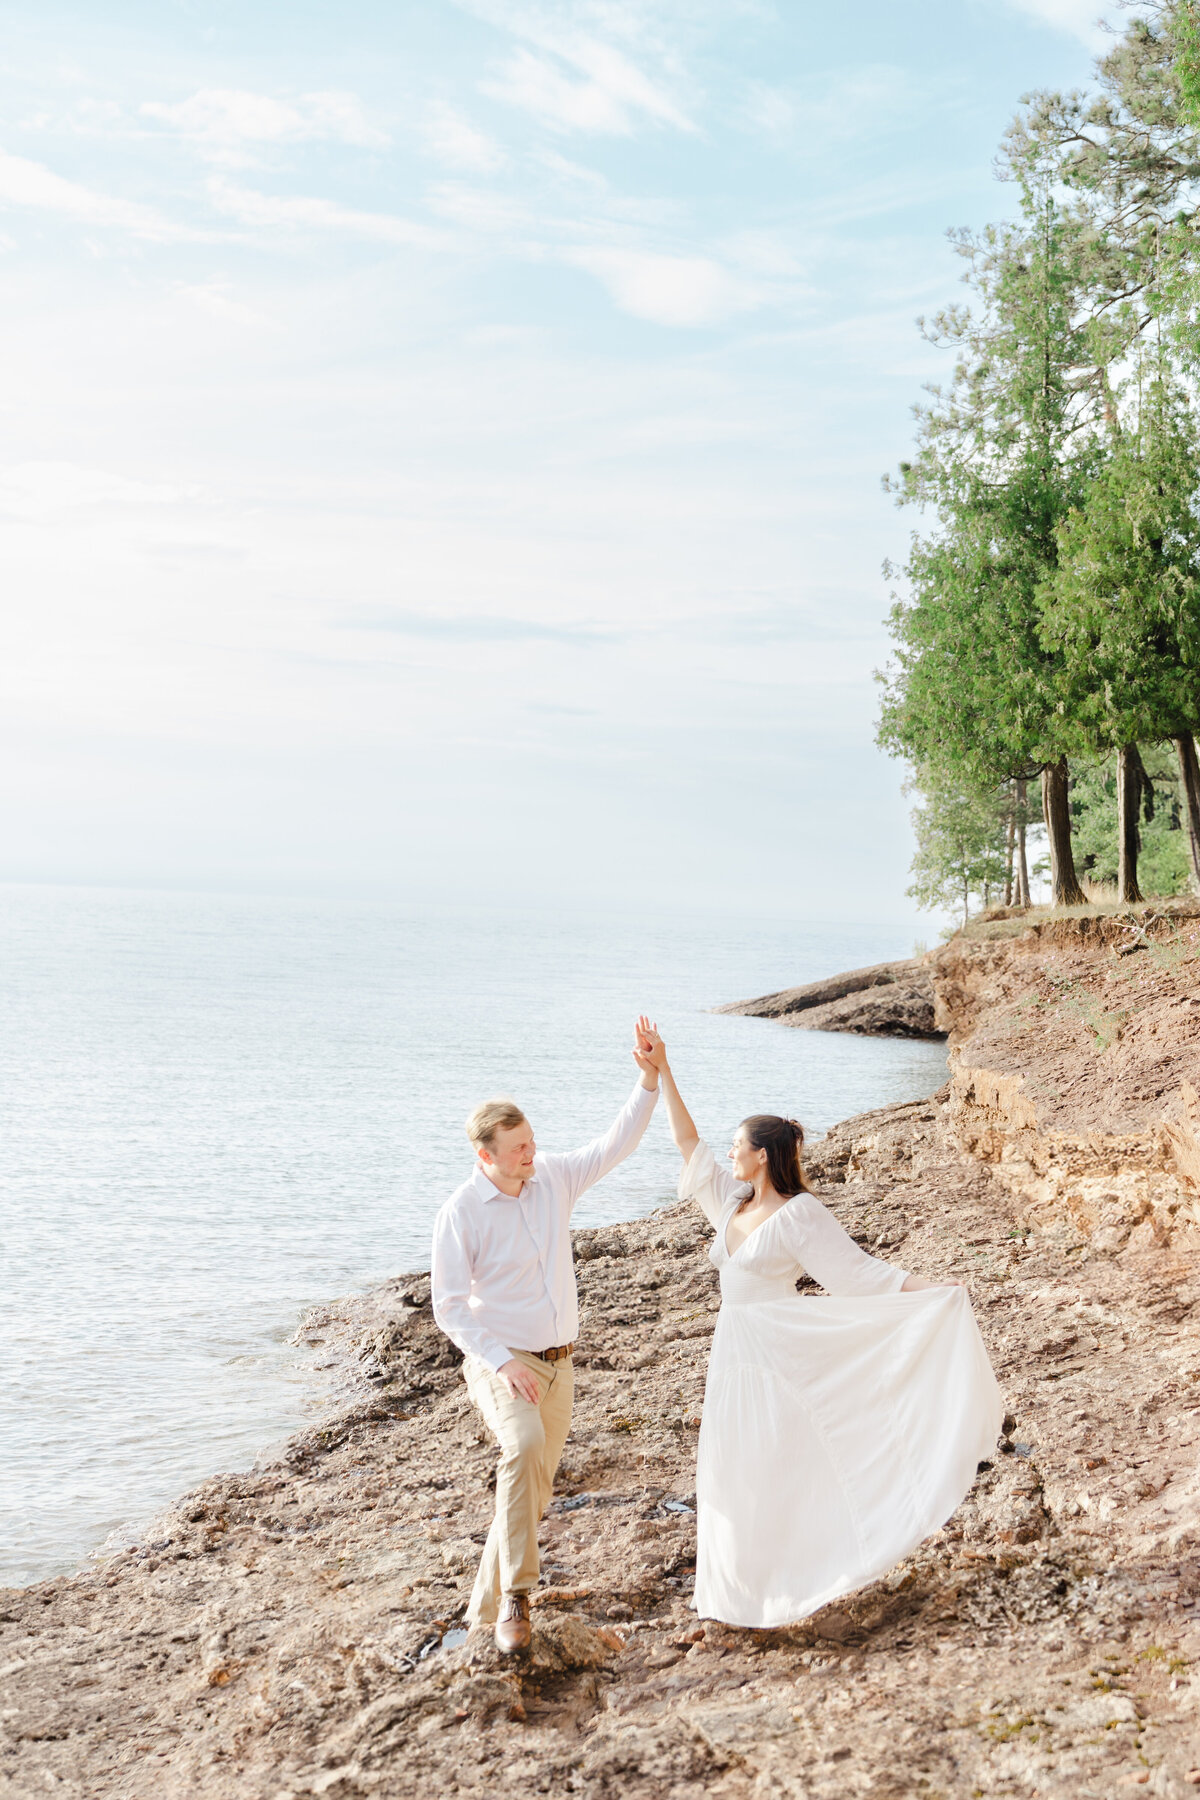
[3,908,1200,1800]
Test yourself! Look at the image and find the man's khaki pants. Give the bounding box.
[463,1348,574,1625]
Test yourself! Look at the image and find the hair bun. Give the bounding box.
[787,1117,805,1142]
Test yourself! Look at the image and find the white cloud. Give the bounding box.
[425,178,545,235]
[719,229,806,280]
[141,88,389,164]
[207,179,448,249]
[0,148,197,241]
[422,101,508,172]
[999,0,1122,47]
[738,79,794,142]
[564,245,759,326]
[534,148,608,189]
[173,279,268,327]
[483,36,695,135]
[0,461,204,521]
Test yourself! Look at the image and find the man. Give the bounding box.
[430,1028,659,1653]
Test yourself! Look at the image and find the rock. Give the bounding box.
[789,983,941,1037]
[466,1613,624,1674]
[716,956,943,1040]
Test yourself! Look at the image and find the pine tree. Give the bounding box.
[879,147,1103,905]
[1039,372,1200,896]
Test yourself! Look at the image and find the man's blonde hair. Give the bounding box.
[466,1097,528,1150]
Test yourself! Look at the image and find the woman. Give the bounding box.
[632,1017,1002,1630]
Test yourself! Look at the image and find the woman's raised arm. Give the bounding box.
[634,1016,699,1165]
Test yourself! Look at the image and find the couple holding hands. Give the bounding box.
[431,1017,1001,1654]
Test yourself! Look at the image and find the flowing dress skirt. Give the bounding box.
[694,1283,1003,1628]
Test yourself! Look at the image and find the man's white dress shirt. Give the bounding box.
[431,1080,658,1372]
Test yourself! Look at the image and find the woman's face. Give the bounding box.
[728,1126,764,1184]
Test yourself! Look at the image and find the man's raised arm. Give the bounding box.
[549,1043,659,1210]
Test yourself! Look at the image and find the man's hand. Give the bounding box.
[634,1015,668,1072]
[498,1359,542,1405]
[632,1014,662,1088]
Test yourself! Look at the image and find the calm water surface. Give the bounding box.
[0,886,946,1587]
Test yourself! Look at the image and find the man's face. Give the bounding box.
[481,1117,536,1183]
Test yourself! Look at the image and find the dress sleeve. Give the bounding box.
[677,1140,747,1229]
[779,1193,909,1296]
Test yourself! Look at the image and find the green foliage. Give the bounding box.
[878,455,1080,786]
[1013,6,1200,368]
[1069,750,1193,895]
[905,767,1013,923]
[1170,3,1200,127]
[880,6,1200,914]
[878,155,1103,790]
[1038,374,1200,749]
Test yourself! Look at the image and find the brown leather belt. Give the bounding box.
[531,1342,574,1363]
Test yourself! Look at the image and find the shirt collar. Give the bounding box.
[470,1160,539,1202]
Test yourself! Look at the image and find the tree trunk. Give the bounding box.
[1016,779,1031,907]
[1117,743,1145,905]
[1004,804,1015,906]
[1177,730,1200,895]
[1041,759,1086,907]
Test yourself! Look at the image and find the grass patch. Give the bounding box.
[1061,995,1127,1051]
[1147,931,1200,972]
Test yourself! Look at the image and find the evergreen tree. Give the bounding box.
[1174,3,1200,122]
[1014,6,1200,367]
[1069,750,1193,895]
[1039,371,1200,896]
[882,6,1200,911]
[905,768,1012,925]
[879,147,1104,904]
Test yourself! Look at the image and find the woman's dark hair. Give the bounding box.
[740,1114,811,1198]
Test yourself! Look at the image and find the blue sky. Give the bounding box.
[0,0,1122,917]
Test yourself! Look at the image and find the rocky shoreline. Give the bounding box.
[3,907,1200,1799]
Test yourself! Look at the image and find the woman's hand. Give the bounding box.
[634,1014,669,1072]
[632,1015,661,1087]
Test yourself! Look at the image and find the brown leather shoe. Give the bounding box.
[494,1593,531,1654]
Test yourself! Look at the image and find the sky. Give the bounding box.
[0,0,1128,919]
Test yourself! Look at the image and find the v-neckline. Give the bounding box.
[723,1196,791,1262]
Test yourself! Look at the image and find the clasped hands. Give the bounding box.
[633,1013,667,1081]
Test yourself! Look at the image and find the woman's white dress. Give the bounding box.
[679,1142,1003,1629]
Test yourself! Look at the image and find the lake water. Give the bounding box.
[0,885,947,1588]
